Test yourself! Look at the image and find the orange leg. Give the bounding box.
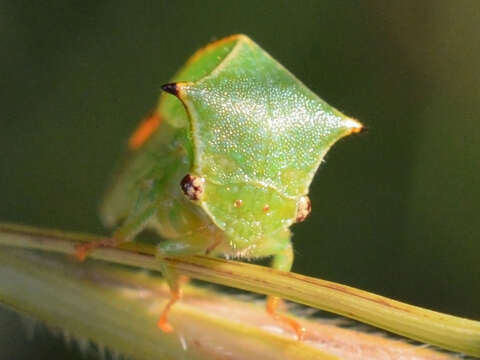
[74,220,143,261]
[156,275,189,332]
[267,296,306,340]
[267,242,306,340]
[157,287,183,332]
[74,237,120,261]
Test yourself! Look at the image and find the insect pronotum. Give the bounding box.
[76,34,363,339]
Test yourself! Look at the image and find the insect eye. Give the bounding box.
[295,196,311,223]
[180,174,205,201]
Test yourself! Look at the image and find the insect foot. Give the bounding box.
[180,174,205,201]
[74,237,120,262]
[295,196,311,223]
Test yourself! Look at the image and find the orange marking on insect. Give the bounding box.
[344,117,365,134]
[350,125,365,134]
[185,34,247,67]
[128,113,162,150]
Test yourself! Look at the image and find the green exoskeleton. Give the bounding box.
[76,34,363,338]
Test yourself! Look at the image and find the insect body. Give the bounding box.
[77,34,363,338]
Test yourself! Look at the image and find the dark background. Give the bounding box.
[1,1,479,359]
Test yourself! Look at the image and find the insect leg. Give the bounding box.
[156,261,183,332]
[267,242,306,340]
[75,188,158,261]
[155,240,210,332]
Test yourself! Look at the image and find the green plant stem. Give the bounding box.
[1,246,457,360]
[0,222,479,357]
[0,248,338,360]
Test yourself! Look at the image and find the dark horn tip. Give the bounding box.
[161,83,179,96]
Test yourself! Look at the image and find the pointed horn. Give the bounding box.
[161,82,180,96]
[343,117,365,134]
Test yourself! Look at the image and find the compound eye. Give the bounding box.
[180,174,205,201]
[295,196,311,223]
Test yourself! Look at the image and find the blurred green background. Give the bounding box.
[1,1,479,358]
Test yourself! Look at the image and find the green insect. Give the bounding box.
[76,34,363,338]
